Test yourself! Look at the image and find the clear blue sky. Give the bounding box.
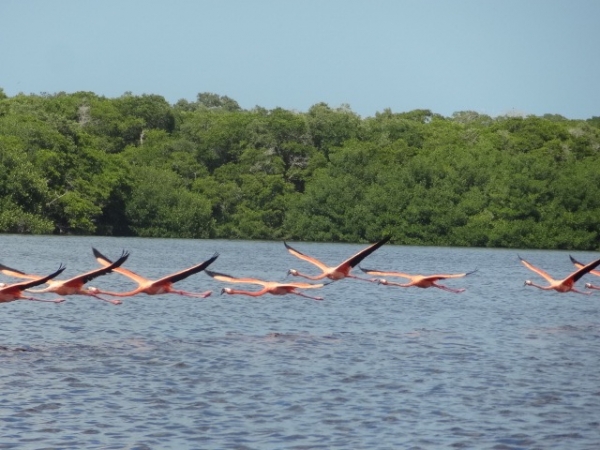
[2,0,599,119]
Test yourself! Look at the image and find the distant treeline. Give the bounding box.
[1,89,599,249]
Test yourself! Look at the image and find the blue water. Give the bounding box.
[1,235,599,449]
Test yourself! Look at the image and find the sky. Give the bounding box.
[1,0,599,119]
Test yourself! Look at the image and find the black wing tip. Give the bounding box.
[359,265,374,273]
[92,247,108,258]
[92,247,115,263]
[205,269,232,278]
[52,264,67,277]
[0,262,24,273]
[569,255,581,264]
[116,250,130,262]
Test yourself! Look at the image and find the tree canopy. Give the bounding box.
[1,89,599,250]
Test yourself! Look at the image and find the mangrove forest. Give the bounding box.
[0,89,599,250]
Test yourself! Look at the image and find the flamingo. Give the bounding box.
[0,251,130,305]
[359,266,477,293]
[569,255,600,290]
[519,255,600,294]
[0,265,67,304]
[92,248,218,298]
[205,270,326,301]
[285,236,391,281]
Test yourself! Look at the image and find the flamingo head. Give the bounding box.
[585,282,592,288]
[287,269,299,277]
[221,288,233,295]
[0,282,6,288]
[377,278,388,285]
[524,280,532,286]
[88,286,99,293]
[110,299,123,305]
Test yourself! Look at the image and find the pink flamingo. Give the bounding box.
[285,236,391,281]
[0,251,129,305]
[0,265,66,304]
[205,270,325,301]
[360,266,477,293]
[92,248,218,298]
[569,255,600,290]
[519,255,600,294]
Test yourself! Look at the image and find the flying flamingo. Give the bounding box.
[519,255,600,294]
[0,251,130,305]
[359,266,477,293]
[205,270,326,301]
[0,265,66,304]
[285,235,391,281]
[569,255,600,290]
[92,248,218,298]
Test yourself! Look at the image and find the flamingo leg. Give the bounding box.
[291,291,323,301]
[347,274,378,282]
[570,288,592,295]
[433,284,465,294]
[168,289,212,298]
[22,296,65,303]
[88,293,123,305]
[378,280,411,288]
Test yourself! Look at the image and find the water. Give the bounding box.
[1,235,599,449]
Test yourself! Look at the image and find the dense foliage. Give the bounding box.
[1,88,599,249]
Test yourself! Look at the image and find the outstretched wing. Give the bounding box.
[359,266,412,279]
[278,281,325,289]
[0,263,39,280]
[568,256,600,283]
[284,242,329,271]
[6,264,66,291]
[205,269,267,287]
[156,253,219,285]
[93,247,148,285]
[425,269,479,280]
[570,255,600,277]
[342,236,391,269]
[518,256,555,283]
[73,250,130,285]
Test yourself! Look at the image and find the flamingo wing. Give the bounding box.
[156,253,219,284]
[568,256,600,283]
[4,264,66,291]
[284,242,330,271]
[518,256,555,282]
[72,250,130,285]
[425,269,479,280]
[93,247,149,285]
[205,270,267,287]
[570,255,600,277]
[340,236,391,269]
[0,263,39,280]
[277,281,325,289]
[359,266,413,279]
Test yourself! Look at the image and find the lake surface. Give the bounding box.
[1,235,599,449]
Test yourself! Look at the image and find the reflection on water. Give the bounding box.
[1,235,600,449]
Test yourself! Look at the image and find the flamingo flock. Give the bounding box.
[1,237,599,305]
